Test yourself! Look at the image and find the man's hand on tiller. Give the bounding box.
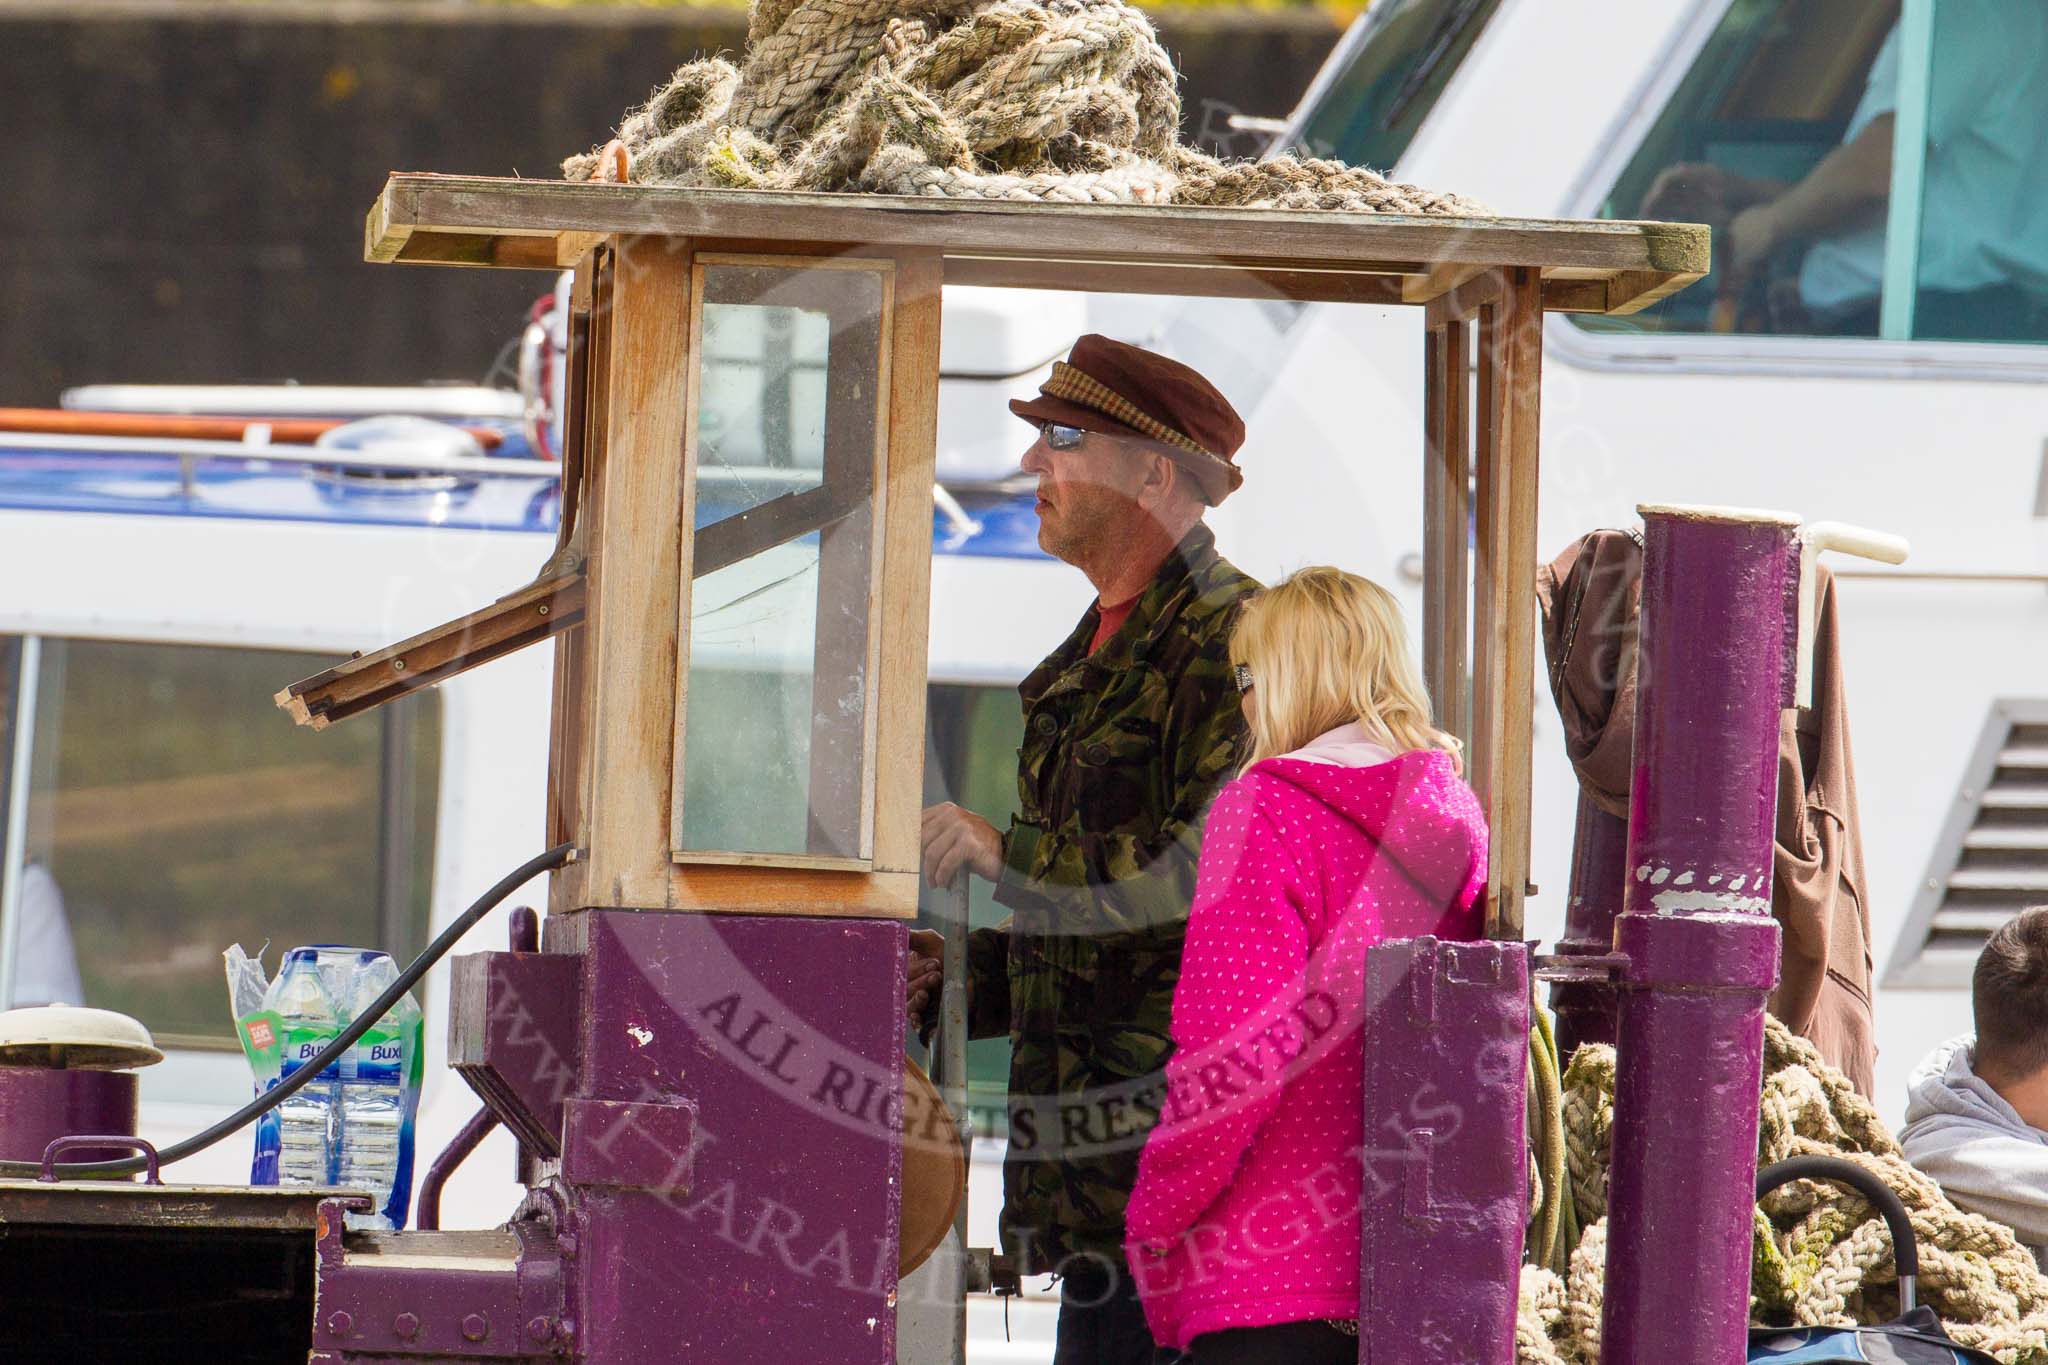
[906,929,944,1030]
[920,803,1002,890]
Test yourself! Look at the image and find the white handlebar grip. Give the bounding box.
[1800,520,1911,566]
[1796,521,1911,706]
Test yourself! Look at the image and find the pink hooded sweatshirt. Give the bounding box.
[1123,725,1488,1350]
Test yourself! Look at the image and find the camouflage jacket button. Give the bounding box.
[1033,713,1058,737]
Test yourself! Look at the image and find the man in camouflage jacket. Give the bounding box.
[912,335,1258,1365]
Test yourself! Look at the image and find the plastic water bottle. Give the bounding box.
[337,952,421,1227]
[263,947,344,1186]
[250,946,422,1228]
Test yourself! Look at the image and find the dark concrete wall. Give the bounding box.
[0,1,1339,405]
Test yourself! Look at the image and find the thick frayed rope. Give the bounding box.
[563,0,1486,214]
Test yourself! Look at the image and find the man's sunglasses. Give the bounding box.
[1041,422,1087,451]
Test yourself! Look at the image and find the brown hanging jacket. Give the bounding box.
[1536,530,1876,1095]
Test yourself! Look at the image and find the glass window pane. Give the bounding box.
[677,261,887,863]
[682,542,828,857]
[1291,0,1503,171]
[1907,3,2048,342]
[697,286,832,520]
[1578,0,1900,339]
[6,638,438,1050]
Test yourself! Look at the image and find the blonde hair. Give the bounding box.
[1232,566,1461,770]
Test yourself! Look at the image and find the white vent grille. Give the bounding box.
[1888,704,2048,988]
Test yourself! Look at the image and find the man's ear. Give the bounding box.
[1135,450,1179,508]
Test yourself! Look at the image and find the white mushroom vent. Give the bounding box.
[0,1004,164,1070]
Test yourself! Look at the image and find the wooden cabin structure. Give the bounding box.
[284,173,1709,945]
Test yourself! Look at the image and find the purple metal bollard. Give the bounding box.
[1550,793,1628,1057]
[0,1068,136,1167]
[1599,506,1795,1364]
[1360,937,1529,1364]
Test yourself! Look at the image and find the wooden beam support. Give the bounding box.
[944,256,1410,305]
[364,176,1712,316]
[568,234,694,907]
[1403,260,1491,307]
[1425,268,1505,330]
[1469,300,1500,864]
[278,573,585,731]
[1602,267,1707,315]
[871,251,944,877]
[1472,268,1543,941]
[546,252,606,849]
[1421,316,1471,753]
[1537,277,1613,314]
[367,221,603,271]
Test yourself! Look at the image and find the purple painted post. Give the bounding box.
[1600,505,1794,1363]
[1359,937,1529,1363]
[0,1069,136,1167]
[1550,793,1628,1057]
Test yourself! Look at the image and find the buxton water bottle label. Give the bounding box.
[352,1023,405,1086]
[278,1022,340,1080]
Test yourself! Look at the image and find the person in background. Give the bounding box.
[1901,906,2048,1270]
[906,334,1260,1365]
[1123,568,1488,1364]
[14,863,83,1008]
[1643,5,2048,339]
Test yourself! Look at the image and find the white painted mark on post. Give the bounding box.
[1652,889,1770,916]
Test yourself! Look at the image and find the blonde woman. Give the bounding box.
[1123,567,1489,1364]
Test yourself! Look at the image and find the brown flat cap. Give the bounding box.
[1010,334,1246,505]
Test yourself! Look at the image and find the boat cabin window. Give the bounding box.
[675,257,892,868]
[1289,0,1503,172]
[1582,0,2048,345]
[0,636,439,1049]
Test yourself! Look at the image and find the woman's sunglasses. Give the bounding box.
[1041,422,1087,451]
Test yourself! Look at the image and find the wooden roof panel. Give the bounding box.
[365,173,1707,313]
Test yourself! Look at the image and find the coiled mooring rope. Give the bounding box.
[563,0,1487,214]
[1516,1018,2048,1364]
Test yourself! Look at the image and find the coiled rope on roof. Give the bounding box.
[563,0,1486,213]
[1517,1017,2048,1364]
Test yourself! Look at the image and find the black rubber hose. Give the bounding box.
[2,841,575,1182]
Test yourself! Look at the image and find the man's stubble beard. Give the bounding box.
[1036,487,1131,576]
